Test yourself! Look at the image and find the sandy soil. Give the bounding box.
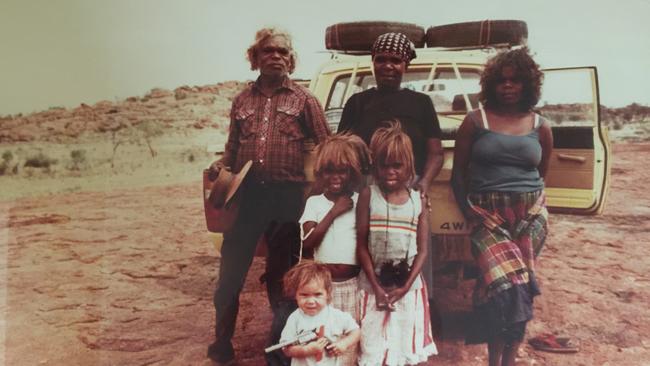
[0,141,648,366]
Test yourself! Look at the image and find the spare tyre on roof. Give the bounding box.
[426,20,527,48]
[325,21,425,52]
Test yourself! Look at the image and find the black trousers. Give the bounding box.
[212,181,303,366]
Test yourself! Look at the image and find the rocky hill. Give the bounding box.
[0,81,246,143]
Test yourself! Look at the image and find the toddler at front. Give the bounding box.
[356,121,438,365]
[280,261,361,366]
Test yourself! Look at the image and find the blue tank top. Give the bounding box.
[468,109,545,193]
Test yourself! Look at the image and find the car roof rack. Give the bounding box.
[325,42,524,57]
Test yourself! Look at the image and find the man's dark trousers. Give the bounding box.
[211,180,303,366]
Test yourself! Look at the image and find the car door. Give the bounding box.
[538,67,611,214]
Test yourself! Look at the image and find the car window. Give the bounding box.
[424,69,481,113]
[537,68,598,127]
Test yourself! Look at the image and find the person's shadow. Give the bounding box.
[430,262,478,341]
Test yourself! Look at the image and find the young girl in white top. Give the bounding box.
[281,261,361,366]
[299,134,368,366]
[300,133,370,317]
[356,121,437,366]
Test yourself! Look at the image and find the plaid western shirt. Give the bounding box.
[221,77,330,183]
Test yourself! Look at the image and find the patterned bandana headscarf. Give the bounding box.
[371,32,416,63]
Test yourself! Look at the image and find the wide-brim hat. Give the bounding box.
[204,160,252,233]
[208,160,253,209]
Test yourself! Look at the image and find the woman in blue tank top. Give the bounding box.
[451,48,553,366]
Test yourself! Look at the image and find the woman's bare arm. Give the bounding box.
[450,114,476,218]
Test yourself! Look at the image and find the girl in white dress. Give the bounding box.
[356,121,437,365]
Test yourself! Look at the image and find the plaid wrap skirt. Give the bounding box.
[465,190,547,344]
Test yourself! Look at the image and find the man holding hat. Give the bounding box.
[207,27,330,365]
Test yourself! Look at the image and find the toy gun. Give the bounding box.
[265,325,333,361]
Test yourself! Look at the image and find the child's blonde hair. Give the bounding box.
[313,133,370,189]
[283,260,332,301]
[369,119,415,183]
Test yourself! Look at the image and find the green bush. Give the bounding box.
[2,150,12,163]
[1,150,14,175]
[24,152,58,169]
[612,120,623,131]
[69,149,87,170]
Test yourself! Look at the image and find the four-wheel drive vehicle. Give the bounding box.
[205,20,611,277]
[309,20,611,274]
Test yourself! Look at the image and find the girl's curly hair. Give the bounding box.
[479,48,543,111]
[282,260,332,301]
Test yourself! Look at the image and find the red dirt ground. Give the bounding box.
[1,142,648,365]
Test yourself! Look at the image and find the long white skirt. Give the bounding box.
[357,286,437,366]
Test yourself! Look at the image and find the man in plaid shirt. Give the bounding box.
[207,27,330,366]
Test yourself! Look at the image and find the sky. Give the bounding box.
[1,0,649,115]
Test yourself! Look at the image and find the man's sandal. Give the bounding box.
[528,333,579,353]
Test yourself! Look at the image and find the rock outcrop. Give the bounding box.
[0,82,247,143]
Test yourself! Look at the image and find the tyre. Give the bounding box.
[425,20,527,48]
[325,21,425,52]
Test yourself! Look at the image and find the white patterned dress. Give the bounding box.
[357,185,437,366]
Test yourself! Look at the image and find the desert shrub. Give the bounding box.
[2,150,13,163]
[24,152,58,169]
[612,120,624,130]
[68,149,88,171]
[622,112,633,122]
[0,150,13,175]
[110,119,165,168]
[181,147,212,164]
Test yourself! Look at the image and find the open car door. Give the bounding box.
[538,67,611,214]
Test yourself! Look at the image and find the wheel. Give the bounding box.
[325,21,425,52]
[425,20,528,48]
